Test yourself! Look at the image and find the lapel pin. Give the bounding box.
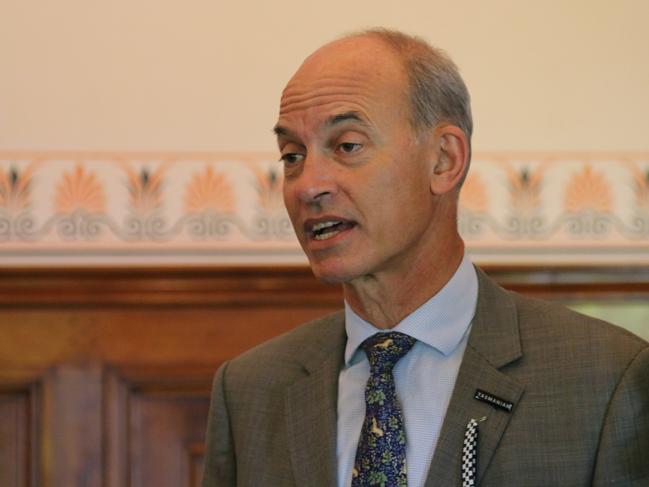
[474,389,514,413]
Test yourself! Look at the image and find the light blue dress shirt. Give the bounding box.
[336,255,478,487]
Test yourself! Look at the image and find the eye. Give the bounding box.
[337,142,363,154]
[279,152,305,165]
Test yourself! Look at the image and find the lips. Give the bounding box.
[304,218,356,241]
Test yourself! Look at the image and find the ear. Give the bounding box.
[429,125,470,195]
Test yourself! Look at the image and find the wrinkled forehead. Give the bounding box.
[278,36,409,119]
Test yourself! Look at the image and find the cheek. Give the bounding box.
[282,184,299,222]
[282,181,294,207]
[371,164,432,227]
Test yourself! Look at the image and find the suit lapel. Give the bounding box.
[425,347,524,486]
[285,313,346,486]
[425,269,525,486]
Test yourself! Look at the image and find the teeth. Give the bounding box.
[314,229,340,240]
[312,220,341,232]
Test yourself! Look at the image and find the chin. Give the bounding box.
[307,254,365,284]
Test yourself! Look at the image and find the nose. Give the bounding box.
[292,153,337,205]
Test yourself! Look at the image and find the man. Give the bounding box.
[202,29,649,486]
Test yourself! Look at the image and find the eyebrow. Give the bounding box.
[272,111,368,138]
[273,124,291,137]
[326,111,367,127]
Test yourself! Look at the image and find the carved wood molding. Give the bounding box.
[0,266,342,307]
[480,265,649,299]
[0,265,647,306]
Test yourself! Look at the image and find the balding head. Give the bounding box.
[356,29,473,140]
[281,29,472,161]
[279,34,411,131]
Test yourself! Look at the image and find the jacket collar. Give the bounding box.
[284,312,346,487]
[425,267,525,485]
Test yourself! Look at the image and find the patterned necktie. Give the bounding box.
[352,332,416,487]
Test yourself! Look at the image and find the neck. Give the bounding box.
[343,233,465,329]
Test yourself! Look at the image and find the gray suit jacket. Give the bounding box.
[202,269,649,486]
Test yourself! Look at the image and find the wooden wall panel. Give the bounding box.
[129,392,209,487]
[0,390,29,487]
[187,442,206,487]
[0,265,646,487]
[0,376,41,487]
[0,306,338,370]
[43,366,102,487]
[105,368,212,487]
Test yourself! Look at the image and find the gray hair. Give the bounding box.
[351,28,473,145]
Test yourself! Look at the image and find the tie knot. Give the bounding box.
[361,332,416,372]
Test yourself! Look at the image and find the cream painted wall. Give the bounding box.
[1,0,648,153]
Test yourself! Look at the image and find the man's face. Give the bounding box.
[276,37,439,284]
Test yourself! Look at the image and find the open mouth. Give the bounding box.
[309,220,356,241]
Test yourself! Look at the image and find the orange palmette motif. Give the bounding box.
[564,164,611,213]
[55,165,106,214]
[53,164,107,240]
[562,164,613,237]
[184,166,235,214]
[183,165,239,239]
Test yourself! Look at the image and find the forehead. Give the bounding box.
[277,36,409,130]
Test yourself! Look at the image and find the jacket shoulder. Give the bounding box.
[511,291,646,344]
[224,310,345,386]
[508,291,648,372]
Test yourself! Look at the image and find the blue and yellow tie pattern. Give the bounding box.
[352,332,416,487]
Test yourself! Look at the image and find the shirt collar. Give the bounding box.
[344,254,478,365]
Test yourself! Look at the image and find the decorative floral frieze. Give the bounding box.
[0,151,647,264]
[459,155,649,249]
